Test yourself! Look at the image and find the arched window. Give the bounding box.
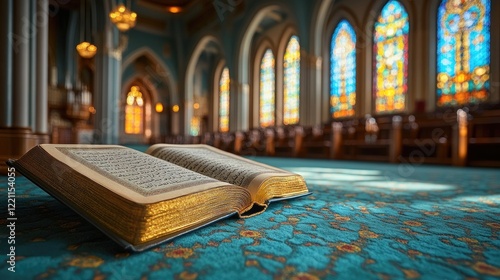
[125,86,144,134]
[437,0,490,106]
[330,20,356,118]
[190,117,200,136]
[373,0,409,113]
[219,67,230,132]
[260,49,275,127]
[283,35,300,125]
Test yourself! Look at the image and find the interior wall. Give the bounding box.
[47,0,500,142]
[186,0,426,130]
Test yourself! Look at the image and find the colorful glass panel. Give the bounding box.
[125,86,144,134]
[330,20,356,118]
[219,67,230,132]
[283,35,300,125]
[437,0,490,106]
[190,117,200,136]
[259,49,275,127]
[373,0,409,113]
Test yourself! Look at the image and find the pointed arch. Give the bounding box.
[276,26,301,126]
[282,35,301,125]
[124,85,145,135]
[213,60,227,132]
[120,48,176,142]
[330,19,357,118]
[120,75,156,144]
[185,35,223,135]
[436,0,491,107]
[323,6,361,118]
[122,47,177,105]
[252,39,274,128]
[236,4,294,130]
[372,0,410,114]
[259,49,276,127]
[218,66,231,132]
[363,0,415,115]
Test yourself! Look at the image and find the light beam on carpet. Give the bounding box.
[354,181,456,191]
[285,167,382,175]
[452,195,500,204]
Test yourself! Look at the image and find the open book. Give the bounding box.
[8,144,309,251]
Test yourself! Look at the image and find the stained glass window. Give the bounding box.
[190,117,200,136]
[260,49,275,127]
[373,0,409,113]
[283,35,300,125]
[437,0,490,106]
[330,20,356,118]
[219,67,230,132]
[125,86,144,134]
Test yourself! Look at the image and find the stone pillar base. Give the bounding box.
[0,127,39,175]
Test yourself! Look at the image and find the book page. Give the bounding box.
[147,144,294,193]
[41,145,231,204]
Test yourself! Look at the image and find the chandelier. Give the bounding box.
[76,0,97,58]
[76,42,97,59]
[109,4,137,32]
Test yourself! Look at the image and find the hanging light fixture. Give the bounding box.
[76,42,97,59]
[168,6,182,13]
[76,0,97,58]
[155,102,164,113]
[109,1,137,32]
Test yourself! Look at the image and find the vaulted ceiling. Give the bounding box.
[141,0,191,7]
[139,0,200,13]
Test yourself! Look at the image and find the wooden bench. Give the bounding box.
[234,129,267,156]
[266,126,301,157]
[400,112,458,165]
[169,108,498,168]
[466,109,500,167]
[335,116,402,162]
[296,124,333,159]
[213,132,235,153]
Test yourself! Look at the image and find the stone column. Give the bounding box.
[0,0,38,175]
[94,27,122,144]
[237,83,249,131]
[12,0,30,128]
[0,0,12,127]
[29,0,36,129]
[35,0,49,135]
[94,52,121,144]
[306,53,323,126]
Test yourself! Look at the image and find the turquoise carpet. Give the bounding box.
[1,154,500,279]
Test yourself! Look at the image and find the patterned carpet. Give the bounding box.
[1,153,500,279]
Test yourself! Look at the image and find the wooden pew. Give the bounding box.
[400,112,457,165]
[266,126,301,157]
[296,124,332,159]
[201,132,214,146]
[162,134,184,144]
[213,132,235,153]
[338,116,402,162]
[214,108,499,168]
[466,109,500,167]
[235,128,267,156]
